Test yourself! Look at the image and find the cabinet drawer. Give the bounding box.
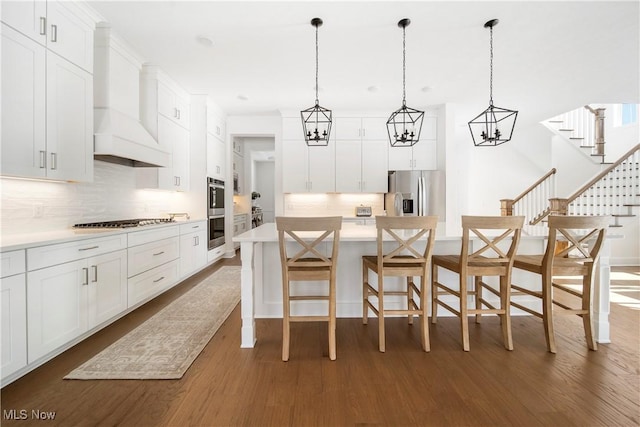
[128,259,179,307]
[27,234,127,271]
[1,250,26,278]
[180,221,206,235]
[128,225,179,247]
[127,237,179,278]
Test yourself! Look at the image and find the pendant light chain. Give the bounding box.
[315,23,319,105]
[402,24,406,106]
[489,24,494,106]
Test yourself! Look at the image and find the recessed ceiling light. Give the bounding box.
[196,35,214,47]
[237,94,249,101]
[367,86,379,93]
[421,86,433,92]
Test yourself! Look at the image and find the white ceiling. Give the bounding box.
[87,1,639,127]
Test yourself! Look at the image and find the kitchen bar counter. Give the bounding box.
[234,222,613,349]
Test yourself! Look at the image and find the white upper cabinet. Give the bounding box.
[1,0,94,72]
[335,117,388,141]
[45,50,93,182]
[207,103,225,141]
[139,65,191,191]
[1,23,93,182]
[138,115,190,191]
[282,117,335,193]
[157,80,190,129]
[335,117,388,193]
[206,100,226,180]
[1,24,47,178]
[0,0,47,44]
[207,134,225,180]
[387,116,437,171]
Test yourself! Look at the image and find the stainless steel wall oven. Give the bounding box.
[207,177,226,249]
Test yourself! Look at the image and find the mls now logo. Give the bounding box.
[3,409,56,420]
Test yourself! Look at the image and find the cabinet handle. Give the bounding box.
[91,265,98,283]
[39,17,46,35]
[174,108,179,119]
[82,268,89,286]
[194,236,198,246]
[50,152,57,170]
[39,151,46,169]
[78,245,99,251]
[192,225,200,229]
[153,251,165,256]
[153,276,165,283]
[50,24,57,42]
[177,109,181,120]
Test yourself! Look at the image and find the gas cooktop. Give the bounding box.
[73,218,175,229]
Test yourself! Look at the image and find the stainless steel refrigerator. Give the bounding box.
[385,170,445,218]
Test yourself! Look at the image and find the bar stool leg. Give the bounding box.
[378,275,386,353]
[407,276,414,325]
[460,274,470,352]
[500,275,513,351]
[542,271,557,354]
[582,269,597,351]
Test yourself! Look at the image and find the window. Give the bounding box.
[621,103,638,126]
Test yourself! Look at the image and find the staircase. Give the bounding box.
[566,144,640,227]
[543,105,610,164]
[502,144,640,232]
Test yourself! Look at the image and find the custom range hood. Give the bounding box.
[93,24,169,168]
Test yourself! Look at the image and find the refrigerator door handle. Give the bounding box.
[417,176,426,216]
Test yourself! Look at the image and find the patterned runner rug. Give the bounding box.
[65,266,240,380]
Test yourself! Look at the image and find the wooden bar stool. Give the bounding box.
[276,216,342,361]
[431,215,524,351]
[511,215,609,353]
[362,215,438,352]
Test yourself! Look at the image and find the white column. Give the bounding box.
[594,238,611,343]
[240,241,260,347]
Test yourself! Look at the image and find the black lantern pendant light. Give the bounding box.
[468,19,518,146]
[301,17,332,146]
[387,18,424,147]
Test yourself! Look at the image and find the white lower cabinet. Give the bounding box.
[4,221,210,385]
[26,248,127,363]
[1,250,27,383]
[179,221,207,278]
[128,259,179,307]
[233,214,249,250]
[127,225,180,307]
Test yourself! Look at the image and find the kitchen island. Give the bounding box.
[234,221,613,349]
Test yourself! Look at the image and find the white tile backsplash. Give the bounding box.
[284,193,384,217]
[0,161,187,235]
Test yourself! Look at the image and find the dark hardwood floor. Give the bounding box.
[1,257,638,427]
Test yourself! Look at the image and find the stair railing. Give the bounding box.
[549,143,640,221]
[501,168,556,229]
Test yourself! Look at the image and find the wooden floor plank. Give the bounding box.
[1,258,638,426]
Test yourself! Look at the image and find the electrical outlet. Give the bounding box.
[33,203,44,218]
